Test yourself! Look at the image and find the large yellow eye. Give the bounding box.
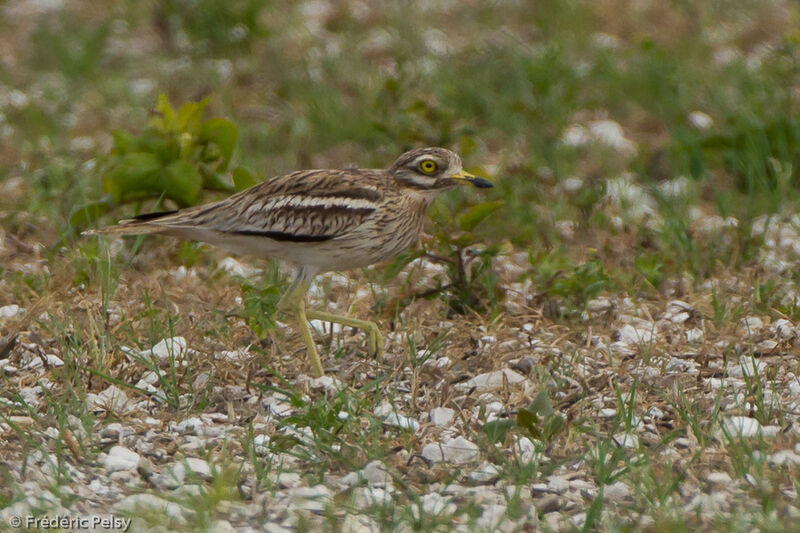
[418,159,438,174]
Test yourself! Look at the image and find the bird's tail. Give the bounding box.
[81,210,179,236]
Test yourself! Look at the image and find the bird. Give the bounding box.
[85,147,493,377]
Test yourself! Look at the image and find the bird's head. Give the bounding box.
[389,147,493,192]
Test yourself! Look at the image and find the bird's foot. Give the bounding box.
[305,309,383,363]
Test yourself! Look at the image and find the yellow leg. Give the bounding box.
[276,273,384,376]
[277,278,324,378]
[305,309,383,362]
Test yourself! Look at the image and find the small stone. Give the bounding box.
[511,356,536,375]
[253,434,270,455]
[599,408,617,418]
[422,356,451,369]
[768,450,800,466]
[173,417,203,435]
[289,485,332,512]
[688,111,713,130]
[383,412,419,431]
[705,472,732,485]
[512,436,536,463]
[143,336,187,362]
[136,371,159,387]
[570,478,595,491]
[351,487,391,510]
[264,523,293,533]
[667,300,694,313]
[109,470,132,483]
[603,481,632,503]
[218,257,260,277]
[341,513,381,533]
[429,407,456,426]
[587,297,613,312]
[571,512,588,528]
[670,312,691,324]
[474,504,512,533]
[209,520,236,533]
[0,359,17,375]
[720,416,762,438]
[157,462,186,490]
[419,492,456,516]
[0,304,23,320]
[666,357,695,373]
[612,432,640,448]
[737,316,764,336]
[373,401,394,417]
[100,422,131,441]
[674,437,693,450]
[362,460,391,486]
[609,341,637,357]
[726,358,766,378]
[454,369,526,393]
[485,401,504,415]
[43,354,64,367]
[217,348,249,361]
[755,339,778,353]
[772,319,797,340]
[270,471,302,489]
[547,476,570,494]
[89,385,131,413]
[536,494,561,514]
[184,457,211,479]
[192,372,209,390]
[112,493,185,520]
[309,375,342,391]
[104,446,141,472]
[685,328,704,343]
[468,462,501,483]
[617,324,655,344]
[421,436,479,464]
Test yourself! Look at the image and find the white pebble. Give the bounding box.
[617,324,655,344]
[383,413,420,431]
[104,446,140,472]
[421,436,479,464]
[142,337,187,362]
[454,369,526,393]
[720,416,762,438]
[685,328,704,343]
[0,304,23,320]
[429,407,456,426]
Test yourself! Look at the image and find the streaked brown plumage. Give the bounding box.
[86,147,493,376]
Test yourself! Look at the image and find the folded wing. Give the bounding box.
[86,169,385,243]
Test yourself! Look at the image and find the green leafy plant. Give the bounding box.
[528,251,613,318]
[383,199,505,316]
[482,389,565,445]
[155,0,270,55]
[236,267,284,337]
[71,94,258,228]
[671,114,800,217]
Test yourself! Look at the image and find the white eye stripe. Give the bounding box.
[403,173,437,188]
[412,155,439,167]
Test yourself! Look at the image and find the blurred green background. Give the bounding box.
[1,0,799,307]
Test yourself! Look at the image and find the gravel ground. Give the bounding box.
[2,221,800,531]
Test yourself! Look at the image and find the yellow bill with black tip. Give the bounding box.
[450,170,494,188]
